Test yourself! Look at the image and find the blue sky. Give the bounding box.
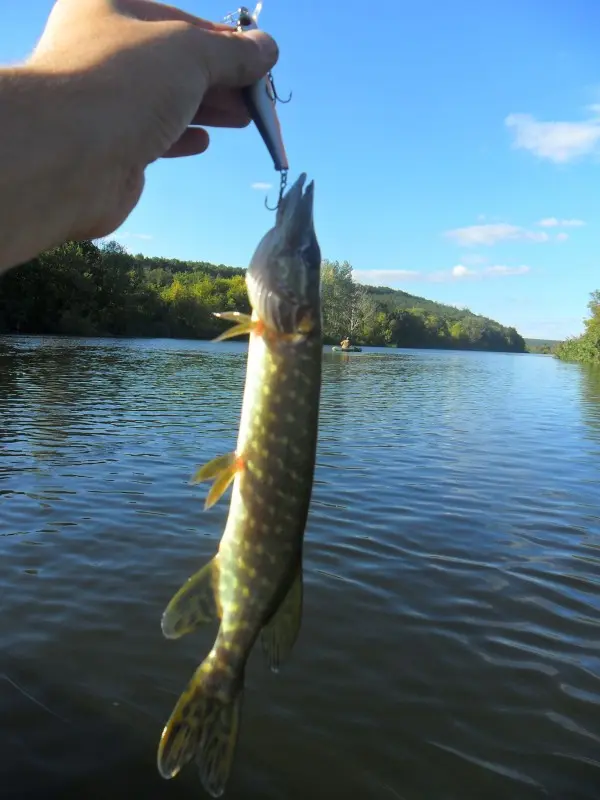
[3,0,600,339]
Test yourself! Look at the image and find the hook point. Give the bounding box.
[264,193,278,211]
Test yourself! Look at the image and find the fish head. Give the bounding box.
[247,173,322,337]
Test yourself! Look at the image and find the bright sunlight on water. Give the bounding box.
[1,336,600,800]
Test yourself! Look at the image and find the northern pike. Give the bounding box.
[156,173,322,797]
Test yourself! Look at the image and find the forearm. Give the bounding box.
[0,66,106,275]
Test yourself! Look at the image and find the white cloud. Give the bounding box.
[555,232,569,242]
[94,231,154,251]
[451,264,473,278]
[353,269,421,284]
[460,253,488,266]
[251,182,272,190]
[537,217,585,227]
[483,265,531,276]
[446,217,585,247]
[445,223,548,247]
[505,109,600,163]
[441,264,531,280]
[115,231,154,240]
[354,265,531,286]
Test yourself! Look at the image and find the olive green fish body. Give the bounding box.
[216,330,321,654]
[157,174,322,797]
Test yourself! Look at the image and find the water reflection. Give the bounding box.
[578,364,600,441]
[1,336,600,799]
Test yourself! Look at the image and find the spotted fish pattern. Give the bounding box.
[156,174,321,797]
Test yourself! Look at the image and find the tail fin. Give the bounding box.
[157,663,243,798]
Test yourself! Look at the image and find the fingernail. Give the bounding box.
[245,29,279,66]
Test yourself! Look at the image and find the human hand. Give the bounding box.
[28,0,279,241]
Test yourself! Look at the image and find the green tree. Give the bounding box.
[0,242,527,353]
[320,259,355,342]
[556,290,600,365]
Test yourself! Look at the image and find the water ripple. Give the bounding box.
[1,336,600,798]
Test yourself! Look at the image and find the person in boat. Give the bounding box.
[340,337,351,349]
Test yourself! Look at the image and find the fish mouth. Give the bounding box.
[276,173,315,245]
[246,171,321,335]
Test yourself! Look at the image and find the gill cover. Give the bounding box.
[246,173,321,336]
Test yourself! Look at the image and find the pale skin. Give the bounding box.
[0,0,278,275]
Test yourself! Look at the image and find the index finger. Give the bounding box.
[114,0,236,31]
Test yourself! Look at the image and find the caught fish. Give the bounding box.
[156,172,322,797]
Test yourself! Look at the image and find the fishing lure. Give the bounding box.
[227,4,291,209]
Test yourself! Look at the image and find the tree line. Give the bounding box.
[556,290,600,365]
[0,241,526,352]
[322,260,525,351]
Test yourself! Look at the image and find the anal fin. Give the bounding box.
[162,556,221,639]
[260,563,303,673]
[191,452,243,510]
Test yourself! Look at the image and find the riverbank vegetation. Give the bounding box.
[525,338,559,355]
[0,240,526,352]
[555,291,600,365]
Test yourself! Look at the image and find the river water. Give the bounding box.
[1,336,599,800]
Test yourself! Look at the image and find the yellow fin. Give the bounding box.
[213,312,252,324]
[157,665,243,798]
[260,563,303,673]
[161,556,221,639]
[190,452,241,510]
[213,311,254,342]
[191,452,236,484]
[205,465,238,510]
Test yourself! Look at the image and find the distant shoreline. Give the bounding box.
[1,331,541,355]
[0,241,528,355]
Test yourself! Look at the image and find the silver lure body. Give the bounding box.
[236,7,289,172]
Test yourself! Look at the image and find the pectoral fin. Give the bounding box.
[191,452,243,510]
[161,556,221,639]
[260,564,303,673]
[213,312,255,342]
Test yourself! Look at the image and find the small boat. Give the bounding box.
[331,345,362,352]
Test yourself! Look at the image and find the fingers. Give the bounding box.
[191,86,251,128]
[192,107,249,129]
[195,27,279,88]
[116,0,279,88]
[162,127,210,158]
[114,0,232,30]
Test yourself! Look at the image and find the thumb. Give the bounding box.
[198,27,279,88]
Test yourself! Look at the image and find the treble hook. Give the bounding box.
[265,169,288,211]
[268,72,292,104]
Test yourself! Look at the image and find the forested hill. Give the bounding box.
[352,279,525,351]
[525,338,560,354]
[0,242,526,353]
[363,283,523,344]
[367,285,471,314]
